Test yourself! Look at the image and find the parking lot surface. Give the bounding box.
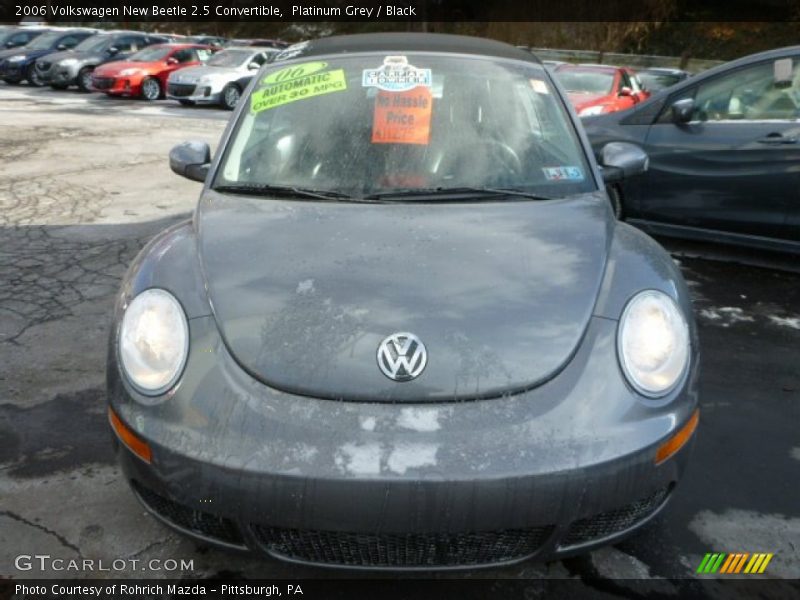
[1,86,798,588]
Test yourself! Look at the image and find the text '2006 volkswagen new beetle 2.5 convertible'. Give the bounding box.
[107,34,700,569]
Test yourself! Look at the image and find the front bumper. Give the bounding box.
[92,75,140,96]
[108,315,699,569]
[0,61,26,80]
[40,63,79,86]
[166,81,221,104]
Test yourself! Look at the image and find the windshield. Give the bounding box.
[74,34,109,53]
[639,72,682,91]
[555,68,615,95]
[130,46,171,62]
[25,31,60,50]
[207,48,251,67]
[216,53,595,199]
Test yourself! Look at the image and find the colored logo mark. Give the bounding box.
[697,552,774,574]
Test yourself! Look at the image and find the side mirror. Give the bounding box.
[599,142,649,183]
[169,141,211,183]
[671,98,695,124]
[247,61,260,70]
[166,57,178,65]
[107,46,119,55]
[56,43,67,51]
[618,87,632,97]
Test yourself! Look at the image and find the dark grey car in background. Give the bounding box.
[583,46,800,253]
[107,34,699,569]
[36,31,168,91]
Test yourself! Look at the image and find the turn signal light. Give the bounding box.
[655,409,699,465]
[109,407,152,464]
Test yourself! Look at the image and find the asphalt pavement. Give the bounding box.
[0,85,798,590]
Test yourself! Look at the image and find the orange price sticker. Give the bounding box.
[371,87,433,145]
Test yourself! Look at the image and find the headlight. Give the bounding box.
[578,105,608,117]
[119,68,142,77]
[119,289,189,396]
[8,55,26,62]
[618,290,690,397]
[60,58,78,67]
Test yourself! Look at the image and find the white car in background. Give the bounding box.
[166,46,277,109]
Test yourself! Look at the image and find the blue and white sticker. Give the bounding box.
[362,56,432,92]
[542,166,584,181]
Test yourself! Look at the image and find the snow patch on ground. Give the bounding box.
[768,315,800,330]
[688,509,800,578]
[698,306,755,326]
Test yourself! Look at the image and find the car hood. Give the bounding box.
[168,64,239,82]
[94,60,163,76]
[50,50,101,64]
[197,191,611,403]
[42,49,79,64]
[0,47,35,60]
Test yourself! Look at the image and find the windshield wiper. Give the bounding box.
[213,183,353,201]
[363,186,555,201]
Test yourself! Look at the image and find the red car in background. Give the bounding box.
[91,44,215,100]
[553,64,650,117]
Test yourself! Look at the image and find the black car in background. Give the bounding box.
[0,29,96,86]
[0,26,48,51]
[36,31,168,91]
[583,45,800,253]
[637,67,691,92]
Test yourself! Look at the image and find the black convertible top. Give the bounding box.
[273,33,541,64]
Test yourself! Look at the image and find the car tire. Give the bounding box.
[179,99,195,106]
[50,83,69,90]
[77,67,93,92]
[606,184,623,220]
[220,83,241,110]
[26,64,44,87]
[3,78,20,85]
[141,77,161,101]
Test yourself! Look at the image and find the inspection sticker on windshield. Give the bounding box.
[251,61,347,113]
[363,56,432,92]
[372,87,433,145]
[543,166,584,181]
[530,79,549,94]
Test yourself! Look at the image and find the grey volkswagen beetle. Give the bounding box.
[108,33,700,569]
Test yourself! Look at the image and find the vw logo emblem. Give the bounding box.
[377,332,427,382]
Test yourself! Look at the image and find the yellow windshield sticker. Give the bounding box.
[251,64,347,113]
[262,61,328,85]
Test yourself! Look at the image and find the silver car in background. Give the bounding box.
[165,46,277,109]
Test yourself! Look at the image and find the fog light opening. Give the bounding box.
[655,409,699,465]
[109,407,152,463]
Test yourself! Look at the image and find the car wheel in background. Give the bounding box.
[141,77,161,101]
[179,99,195,106]
[606,184,623,220]
[221,84,241,110]
[50,83,68,90]
[26,64,43,86]
[77,67,93,92]
[3,78,21,85]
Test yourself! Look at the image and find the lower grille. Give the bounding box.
[92,77,114,90]
[560,485,672,547]
[167,83,196,97]
[131,481,244,546]
[251,525,554,567]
